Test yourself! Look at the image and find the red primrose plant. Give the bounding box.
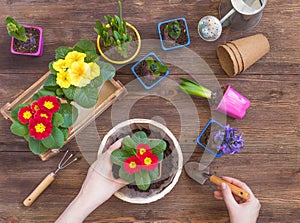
[110,131,166,191]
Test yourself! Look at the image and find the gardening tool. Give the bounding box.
[23,150,80,207]
[198,0,267,41]
[184,161,250,200]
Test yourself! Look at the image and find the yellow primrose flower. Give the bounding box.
[68,61,91,87]
[65,51,86,67]
[86,62,100,80]
[56,71,71,88]
[53,59,68,72]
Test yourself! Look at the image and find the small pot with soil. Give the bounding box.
[197,119,245,157]
[6,17,43,56]
[179,78,250,119]
[131,52,169,90]
[97,119,183,204]
[158,17,191,50]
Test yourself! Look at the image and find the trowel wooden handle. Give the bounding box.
[210,175,250,200]
[23,173,55,207]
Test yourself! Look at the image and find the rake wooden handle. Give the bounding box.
[209,175,250,200]
[23,172,55,207]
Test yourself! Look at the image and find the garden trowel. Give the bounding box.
[184,161,250,200]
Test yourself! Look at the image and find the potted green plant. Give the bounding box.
[94,0,141,64]
[98,119,183,204]
[131,52,169,90]
[6,16,43,56]
[179,78,251,119]
[43,39,116,108]
[158,17,190,50]
[10,95,77,155]
[110,131,166,191]
[197,119,244,157]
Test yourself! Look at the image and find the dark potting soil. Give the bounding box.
[100,27,138,61]
[134,58,166,86]
[13,27,40,54]
[200,122,223,152]
[112,128,174,193]
[160,19,188,47]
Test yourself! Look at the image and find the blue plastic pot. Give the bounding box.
[158,17,191,51]
[196,119,225,157]
[131,52,169,90]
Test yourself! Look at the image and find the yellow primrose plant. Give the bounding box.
[42,39,116,108]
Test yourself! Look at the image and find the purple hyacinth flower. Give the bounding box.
[213,124,244,155]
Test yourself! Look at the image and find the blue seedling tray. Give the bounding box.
[157,17,191,51]
[197,119,225,157]
[131,52,169,90]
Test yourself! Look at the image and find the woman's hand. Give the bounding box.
[56,139,127,223]
[214,176,261,223]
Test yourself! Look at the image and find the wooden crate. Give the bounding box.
[1,71,127,161]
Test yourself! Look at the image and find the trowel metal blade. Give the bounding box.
[184,161,210,184]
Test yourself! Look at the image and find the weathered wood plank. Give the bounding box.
[0,152,299,222]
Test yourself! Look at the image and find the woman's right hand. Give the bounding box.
[214,176,261,223]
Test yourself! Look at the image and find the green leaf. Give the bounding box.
[90,74,104,88]
[60,128,69,141]
[135,169,151,191]
[55,46,73,60]
[59,103,78,128]
[62,86,76,100]
[32,93,41,101]
[44,73,58,88]
[149,168,159,181]
[55,88,64,96]
[122,136,137,149]
[150,140,167,155]
[85,51,100,63]
[110,149,130,166]
[49,61,57,75]
[113,31,121,40]
[52,113,64,127]
[10,121,29,137]
[97,61,116,81]
[132,131,149,145]
[132,137,149,145]
[157,64,168,73]
[74,39,97,53]
[145,56,154,65]
[133,131,148,139]
[41,127,65,149]
[28,137,48,154]
[73,86,98,108]
[157,153,163,162]
[38,89,56,97]
[11,104,30,121]
[119,166,135,183]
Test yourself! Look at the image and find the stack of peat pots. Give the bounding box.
[217,34,270,77]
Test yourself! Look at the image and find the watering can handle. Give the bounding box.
[210,175,250,200]
[220,8,236,24]
[23,172,55,207]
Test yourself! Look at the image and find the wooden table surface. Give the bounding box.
[1,0,299,222]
